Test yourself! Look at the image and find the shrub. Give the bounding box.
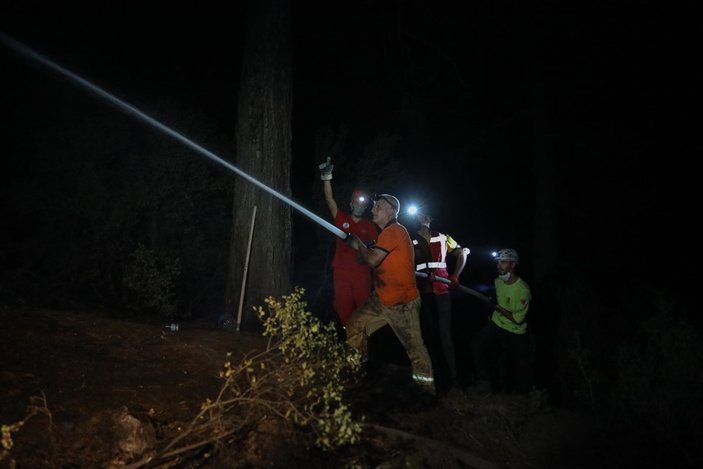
[139,288,363,466]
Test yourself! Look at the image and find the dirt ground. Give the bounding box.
[1,307,616,468]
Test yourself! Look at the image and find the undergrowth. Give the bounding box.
[127,287,363,467]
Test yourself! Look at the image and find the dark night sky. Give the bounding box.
[1,2,697,308]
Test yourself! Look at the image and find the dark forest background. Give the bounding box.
[1,1,701,460]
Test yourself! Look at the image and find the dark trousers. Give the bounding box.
[471,320,530,394]
[420,292,457,388]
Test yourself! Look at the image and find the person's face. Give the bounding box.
[371,199,394,226]
[496,260,515,275]
[350,197,368,217]
[416,214,431,227]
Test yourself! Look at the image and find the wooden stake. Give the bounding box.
[236,205,257,333]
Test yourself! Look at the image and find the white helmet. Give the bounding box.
[494,248,519,262]
[373,193,400,217]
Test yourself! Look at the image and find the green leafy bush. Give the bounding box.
[253,288,364,449]
[146,288,363,466]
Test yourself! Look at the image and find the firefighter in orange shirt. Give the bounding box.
[344,193,435,396]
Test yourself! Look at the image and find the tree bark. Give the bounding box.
[226,0,292,327]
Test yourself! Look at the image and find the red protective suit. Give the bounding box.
[332,211,376,325]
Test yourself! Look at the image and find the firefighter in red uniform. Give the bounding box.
[319,157,377,330]
[412,212,469,392]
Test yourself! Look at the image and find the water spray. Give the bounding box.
[2,31,498,306]
[0,30,346,240]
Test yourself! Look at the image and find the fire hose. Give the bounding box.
[415,272,524,325]
[414,272,495,306]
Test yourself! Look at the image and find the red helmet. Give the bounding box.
[350,189,369,217]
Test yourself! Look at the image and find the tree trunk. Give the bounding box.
[226,0,292,328]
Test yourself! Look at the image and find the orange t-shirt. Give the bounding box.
[373,222,419,306]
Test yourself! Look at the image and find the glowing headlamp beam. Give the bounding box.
[0,30,347,240]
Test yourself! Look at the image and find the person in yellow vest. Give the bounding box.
[469,248,531,395]
[344,194,436,397]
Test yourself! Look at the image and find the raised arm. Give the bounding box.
[322,179,338,218]
[319,157,338,218]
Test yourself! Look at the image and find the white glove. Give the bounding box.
[319,157,334,181]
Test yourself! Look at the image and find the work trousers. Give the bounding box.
[333,268,372,326]
[471,320,530,394]
[346,292,435,393]
[420,292,457,384]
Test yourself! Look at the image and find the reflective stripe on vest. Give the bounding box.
[415,233,448,271]
[431,234,448,264]
[416,261,447,270]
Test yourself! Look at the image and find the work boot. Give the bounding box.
[406,377,437,410]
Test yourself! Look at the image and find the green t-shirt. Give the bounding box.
[491,276,531,334]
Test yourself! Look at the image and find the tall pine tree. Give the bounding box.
[226,0,293,328]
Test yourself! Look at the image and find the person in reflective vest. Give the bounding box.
[412,212,468,392]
